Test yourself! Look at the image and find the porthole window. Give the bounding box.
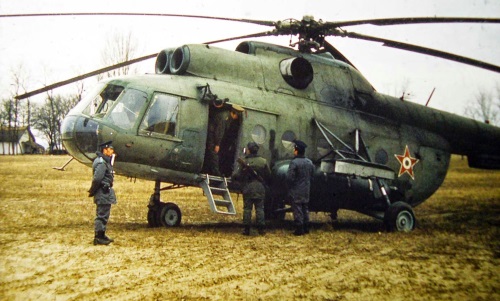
[375,148,389,165]
[281,130,296,151]
[251,125,266,145]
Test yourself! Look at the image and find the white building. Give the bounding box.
[0,126,45,155]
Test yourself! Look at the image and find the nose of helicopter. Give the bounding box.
[61,115,99,164]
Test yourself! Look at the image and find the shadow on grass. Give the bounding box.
[115,217,385,234]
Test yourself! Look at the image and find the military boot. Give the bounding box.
[293,225,304,236]
[104,232,114,242]
[257,225,266,235]
[94,231,112,245]
[242,226,251,236]
[303,223,310,234]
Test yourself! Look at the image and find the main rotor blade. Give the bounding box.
[15,53,156,100]
[5,14,497,27]
[0,12,276,27]
[322,41,358,70]
[204,31,272,44]
[338,31,500,73]
[329,17,500,28]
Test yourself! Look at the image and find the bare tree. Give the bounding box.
[97,30,138,80]
[32,92,79,154]
[464,84,500,126]
[1,65,31,154]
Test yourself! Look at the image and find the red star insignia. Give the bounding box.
[395,146,419,180]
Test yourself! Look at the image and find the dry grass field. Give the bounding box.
[0,155,499,300]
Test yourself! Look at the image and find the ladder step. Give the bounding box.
[210,187,228,194]
[214,199,233,207]
[200,174,232,182]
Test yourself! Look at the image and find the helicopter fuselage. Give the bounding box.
[61,41,500,220]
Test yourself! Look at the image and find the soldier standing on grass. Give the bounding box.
[88,141,116,245]
[233,142,271,236]
[286,139,314,236]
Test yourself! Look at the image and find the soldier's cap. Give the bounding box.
[99,141,113,150]
[293,139,307,152]
[247,141,259,153]
[230,104,245,113]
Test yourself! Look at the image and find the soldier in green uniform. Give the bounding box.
[88,141,117,245]
[233,142,271,235]
[203,99,243,176]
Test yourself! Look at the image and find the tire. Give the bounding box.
[147,207,161,228]
[147,202,166,228]
[160,202,182,227]
[384,201,416,232]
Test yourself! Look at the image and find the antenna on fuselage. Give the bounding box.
[425,87,436,106]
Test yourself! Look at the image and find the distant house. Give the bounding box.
[0,126,45,155]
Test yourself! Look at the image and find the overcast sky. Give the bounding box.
[1,0,499,117]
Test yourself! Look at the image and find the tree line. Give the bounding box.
[1,30,137,155]
[0,73,82,154]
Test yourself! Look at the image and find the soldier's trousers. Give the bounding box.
[292,202,309,227]
[95,204,112,232]
[243,198,265,226]
[202,144,221,176]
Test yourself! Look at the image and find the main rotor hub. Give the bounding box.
[275,15,329,52]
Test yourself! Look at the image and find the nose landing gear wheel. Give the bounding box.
[384,201,416,232]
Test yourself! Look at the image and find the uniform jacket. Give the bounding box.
[286,155,314,204]
[89,152,116,205]
[207,108,231,148]
[233,154,271,200]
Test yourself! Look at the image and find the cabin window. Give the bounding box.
[251,125,266,145]
[106,89,147,130]
[375,148,389,165]
[140,93,179,137]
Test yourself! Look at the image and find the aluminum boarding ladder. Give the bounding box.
[199,175,236,215]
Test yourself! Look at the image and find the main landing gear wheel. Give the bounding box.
[160,202,182,227]
[147,202,166,228]
[146,181,182,228]
[384,201,416,232]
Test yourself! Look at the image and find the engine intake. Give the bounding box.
[155,46,191,75]
[170,45,191,75]
[155,48,174,74]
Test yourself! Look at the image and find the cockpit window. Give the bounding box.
[69,83,106,116]
[106,89,147,130]
[140,93,179,137]
[96,85,125,116]
[70,83,125,117]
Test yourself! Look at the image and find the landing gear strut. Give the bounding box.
[147,180,182,227]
